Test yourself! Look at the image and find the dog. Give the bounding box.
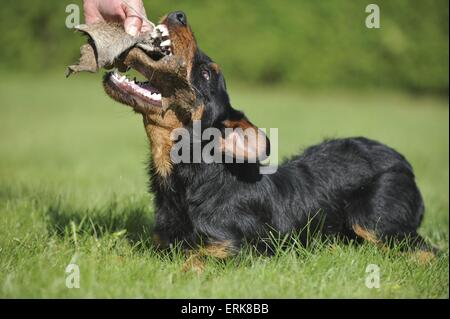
[103,11,434,261]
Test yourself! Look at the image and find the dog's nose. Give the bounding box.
[168,11,187,26]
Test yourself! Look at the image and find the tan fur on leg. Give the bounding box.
[412,250,436,265]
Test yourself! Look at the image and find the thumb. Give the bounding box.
[140,19,153,34]
[124,16,142,37]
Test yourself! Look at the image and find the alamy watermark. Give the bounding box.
[65,4,80,29]
[65,252,80,289]
[365,4,381,29]
[65,263,80,288]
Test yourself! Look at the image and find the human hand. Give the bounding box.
[83,0,152,36]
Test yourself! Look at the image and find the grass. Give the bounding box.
[0,73,448,298]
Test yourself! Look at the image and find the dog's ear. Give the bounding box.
[220,118,270,162]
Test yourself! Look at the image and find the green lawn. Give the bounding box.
[0,73,448,298]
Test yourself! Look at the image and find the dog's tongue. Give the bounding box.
[66,22,163,77]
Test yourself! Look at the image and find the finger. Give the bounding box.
[122,0,153,34]
[84,13,103,24]
[124,16,142,36]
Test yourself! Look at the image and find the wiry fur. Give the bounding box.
[150,14,432,254]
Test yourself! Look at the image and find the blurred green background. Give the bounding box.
[0,1,449,298]
[0,0,448,93]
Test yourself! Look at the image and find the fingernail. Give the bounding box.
[127,25,138,37]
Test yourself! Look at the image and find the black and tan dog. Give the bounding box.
[103,11,434,264]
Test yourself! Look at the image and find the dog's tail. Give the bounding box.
[408,233,440,254]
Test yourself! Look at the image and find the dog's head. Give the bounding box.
[103,11,269,177]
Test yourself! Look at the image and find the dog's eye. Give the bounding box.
[201,69,210,81]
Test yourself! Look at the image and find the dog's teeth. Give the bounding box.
[155,25,167,35]
[160,39,171,47]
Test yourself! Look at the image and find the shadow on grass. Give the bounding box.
[45,196,155,247]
